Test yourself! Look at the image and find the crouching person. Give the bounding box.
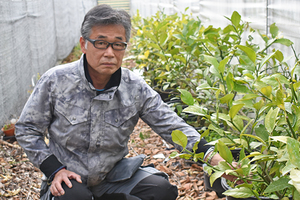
[15,4,224,200]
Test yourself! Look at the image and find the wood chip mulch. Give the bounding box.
[0,119,225,200]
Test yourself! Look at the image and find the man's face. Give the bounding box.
[80,24,126,77]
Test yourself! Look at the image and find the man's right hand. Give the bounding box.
[50,168,82,196]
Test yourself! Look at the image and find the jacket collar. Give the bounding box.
[83,54,121,94]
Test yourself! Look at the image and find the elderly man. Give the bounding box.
[15,4,224,200]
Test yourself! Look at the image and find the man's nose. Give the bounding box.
[104,45,115,56]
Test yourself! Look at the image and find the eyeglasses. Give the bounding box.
[85,38,127,51]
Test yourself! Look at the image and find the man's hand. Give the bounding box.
[50,169,82,196]
[209,153,244,184]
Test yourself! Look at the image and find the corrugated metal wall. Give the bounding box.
[98,0,130,13]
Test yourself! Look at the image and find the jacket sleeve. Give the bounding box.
[15,70,64,178]
[139,81,212,154]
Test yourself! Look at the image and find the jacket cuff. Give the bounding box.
[40,155,64,178]
[195,138,212,154]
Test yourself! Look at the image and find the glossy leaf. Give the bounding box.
[264,177,290,193]
[275,38,293,46]
[287,138,300,169]
[255,124,269,142]
[171,130,187,149]
[223,187,254,198]
[231,11,241,27]
[209,170,224,187]
[229,104,244,119]
[260,86,272,98]
[237,45,256,64]
[265,107,279,133]
[219,56,230,74]
[159,32,169,46]
[217,140,233,163]
[226,72,234,92]
[183,105,207,116]
[270,23,279,39]
[220,93,234,104]
[178,89,194,105]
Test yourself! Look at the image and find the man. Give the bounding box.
[15,4,224,200]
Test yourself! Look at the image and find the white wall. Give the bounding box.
[0,0,97,125]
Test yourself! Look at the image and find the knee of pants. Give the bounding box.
[130,175,178,200]
[54,179,93,200]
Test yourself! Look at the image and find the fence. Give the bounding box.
[0,0,96,126]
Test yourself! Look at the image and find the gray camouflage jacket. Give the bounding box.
[15,54,206,186]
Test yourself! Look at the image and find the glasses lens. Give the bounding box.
[112,42,126,50]
[94,40,108,49]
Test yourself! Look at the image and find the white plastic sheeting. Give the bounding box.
[130,0,300,61]
[0,0,96,125]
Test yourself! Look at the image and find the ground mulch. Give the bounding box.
[0,119,225,200]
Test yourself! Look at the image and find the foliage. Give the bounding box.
[62,43,82,64]
[130,8,300,199]
[130,8,206,97]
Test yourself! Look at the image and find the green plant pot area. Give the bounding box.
[129,8,300,200]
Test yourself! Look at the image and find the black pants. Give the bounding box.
[54,174,178,200]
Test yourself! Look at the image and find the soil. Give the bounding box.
[0,119,225,200]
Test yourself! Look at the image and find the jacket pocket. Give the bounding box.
[54,100,89,125]
[104,105,138,127]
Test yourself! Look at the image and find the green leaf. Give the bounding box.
[169,151,179,158]
[209,171,224,187]
[259,51,276,70]
[203,55,219,68]
[171,130,187,149]
[255,124,269,142]
[144,31,157,42]
[233,116,244,131]
[183,105,207,116]
[220,93,234,104]
[226,73,234,92]
[287,138,300,169]
[264,177,291,193]
[219,56,230,74]
[159,32,169,46]
[193,152,204,162]
[173,55,186,64]
[274,50,284,62]
[265,107,279,133]
[240,133,267,146]
[223,187,254,198]
[229,104,244,119]
[178,89,194,106]
[148,43,161,50]
[276,88,285,110]
[231,11,241,27]
[234,82,250,93]
[289,169,300,193]
[192,141,199,152]
[275,38,293,46]
[270,23,279,39]
[179,153,192,160]
[260,86,272,98]
[208,124,225,136]
[217,140,233,163]
[237,45,256,64]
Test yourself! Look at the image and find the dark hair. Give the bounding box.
[81,4,131,42]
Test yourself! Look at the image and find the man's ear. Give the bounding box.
[80,37,87,54]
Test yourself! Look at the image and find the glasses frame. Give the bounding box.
[85,38,127,51]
